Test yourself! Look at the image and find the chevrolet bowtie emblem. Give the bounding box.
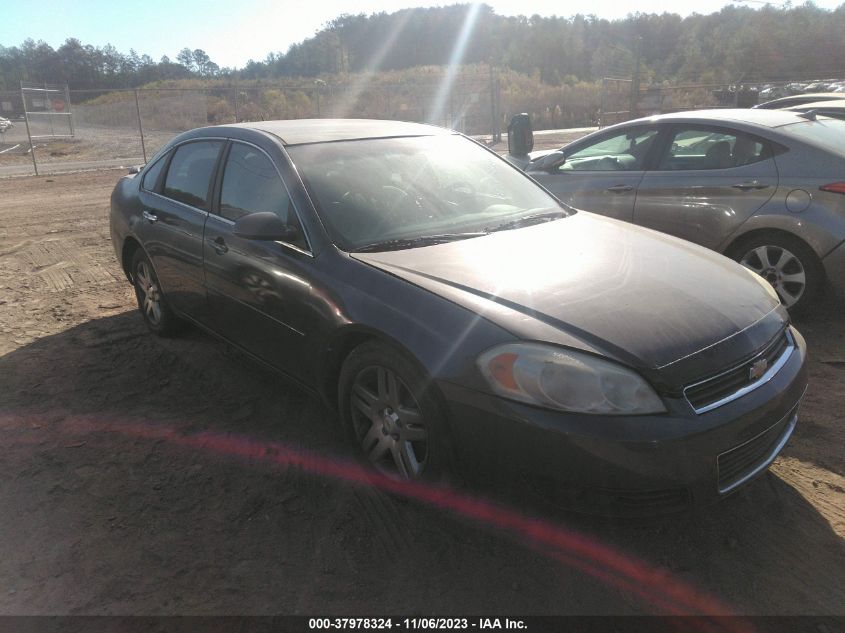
[749,358,768,381]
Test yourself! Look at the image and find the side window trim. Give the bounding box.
[156,137,227,211]
[209,140,232,217]
[140,150,172,193]
[642,124,672,171]
[211,139,314,256]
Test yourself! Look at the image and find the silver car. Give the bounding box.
[510,109,845,311]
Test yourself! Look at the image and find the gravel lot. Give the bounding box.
[0,123,176,177]
[0,170,843,617]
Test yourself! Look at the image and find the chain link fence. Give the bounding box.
[4,71,844,176]
[598,76,845,127]
[0,70,507,177]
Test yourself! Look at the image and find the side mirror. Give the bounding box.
[233,212,300,242]
[528,150,566,173]
[128,165,142,175]
[507,113,534,157]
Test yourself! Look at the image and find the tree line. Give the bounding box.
[0,40,225,90]
[253,3,845,84]
[2,2,845,91]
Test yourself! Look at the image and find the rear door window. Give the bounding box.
[141,152,168,192]
[162,141,223,209]
[657,127,770,170]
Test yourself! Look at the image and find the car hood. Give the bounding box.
[352,212,787,384]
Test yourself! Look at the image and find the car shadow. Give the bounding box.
[0,310,843,616]
[786,291,845,480]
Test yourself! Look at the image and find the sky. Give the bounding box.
[1,0,842,69]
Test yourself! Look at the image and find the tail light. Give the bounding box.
[820,182,845,194]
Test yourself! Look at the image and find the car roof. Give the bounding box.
[225,118,453,145]
[625,108,814,129]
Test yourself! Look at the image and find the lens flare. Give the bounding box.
[427,3,483,127]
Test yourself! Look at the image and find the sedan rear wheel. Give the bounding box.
[136,259,163,324]
[131,250,182,336]
[732,234,822,313]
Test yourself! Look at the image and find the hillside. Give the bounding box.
[3,2,845,91]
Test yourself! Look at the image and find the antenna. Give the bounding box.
[798,109,818,120]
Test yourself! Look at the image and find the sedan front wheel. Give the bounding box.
[339,342,447,482]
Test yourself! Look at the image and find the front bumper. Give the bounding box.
[441,326,808,514]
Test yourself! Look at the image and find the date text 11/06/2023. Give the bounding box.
[308,618,527,630]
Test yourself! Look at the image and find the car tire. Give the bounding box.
[729,233,823,313]
[338,341,448,482]
[131,249,182,336]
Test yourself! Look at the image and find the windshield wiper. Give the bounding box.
[484,209,569,233]
[354,232,486,253]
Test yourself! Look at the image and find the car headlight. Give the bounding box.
[477,343,666,415]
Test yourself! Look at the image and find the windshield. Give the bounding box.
[780,117,845,156]
[287,135,567,251]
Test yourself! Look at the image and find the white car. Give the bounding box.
[0,117,12,133]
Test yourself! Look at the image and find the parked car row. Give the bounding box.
[757,80,845,103]
[110,117,808,514]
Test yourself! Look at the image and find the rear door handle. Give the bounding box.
[606,184,634,193]
[732,181,769,191]
[208,236,228,254]
[142,210,158,223]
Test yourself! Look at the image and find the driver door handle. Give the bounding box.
[732,181,769,191]
[606,184,634,193]
[208,236,228,254]
[142,210,158,223]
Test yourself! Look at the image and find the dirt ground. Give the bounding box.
[0,170,844,618]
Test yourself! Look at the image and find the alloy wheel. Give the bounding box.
[135,260,163,325]
[740,245,806,308]
[349,365,429,479]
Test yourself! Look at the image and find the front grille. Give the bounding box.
[684,330,792,413]
[717,408,797,493]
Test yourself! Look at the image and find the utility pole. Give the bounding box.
[600,77,607,128]
[20,82,38,176]
[134,89,147,163]
[489,62,497,142]
[629,36,642,120]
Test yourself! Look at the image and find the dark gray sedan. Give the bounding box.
[512,110,845,311]
[110,119,807,513]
